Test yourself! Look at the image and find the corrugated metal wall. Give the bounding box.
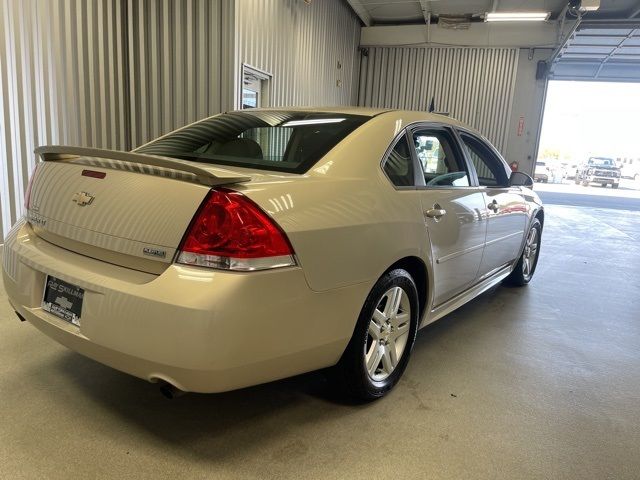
[0,0,129,238]
[127,0,222,148]
[235,0,361,108]
[0,0,226,238]
[358,47,519,154]
[1,0,361,239]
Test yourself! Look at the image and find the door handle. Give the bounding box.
[425,206,447,220]
[487,200,499,212]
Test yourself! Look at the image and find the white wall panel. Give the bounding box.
[127,0,222,148]
[0,0,128,238]
[1,0,359,239]
[358,47,519,155]
[235,0,361,108]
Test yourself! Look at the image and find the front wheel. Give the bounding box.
[612,183,619,189]
[504,218,542,287]
[333,269,419,400]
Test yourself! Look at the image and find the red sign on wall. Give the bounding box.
[517,116,525,136]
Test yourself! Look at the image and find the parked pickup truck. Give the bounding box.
[575,157,621,188]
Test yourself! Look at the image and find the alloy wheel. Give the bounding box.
[365,286,412,381]
[522,227,539,280]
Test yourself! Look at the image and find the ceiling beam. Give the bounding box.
[360,22,559,48]
[345,0,371,27]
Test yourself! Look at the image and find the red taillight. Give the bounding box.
[24,163,41,209]
[176,188,296,271]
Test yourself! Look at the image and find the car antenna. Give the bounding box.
[428,97,450,116]
[428,97,435,113]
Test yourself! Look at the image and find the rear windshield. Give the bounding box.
[135,111,370,173]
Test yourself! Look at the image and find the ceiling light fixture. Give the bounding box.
[485,11,550,22]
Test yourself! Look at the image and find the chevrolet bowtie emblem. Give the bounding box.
[72,191,95,207]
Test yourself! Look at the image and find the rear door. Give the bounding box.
[457,131,527,279]
[407,125,487,307]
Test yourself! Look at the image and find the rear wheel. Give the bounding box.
[612,183,619,189]
[333,269,419,400]
[504,218,542,287]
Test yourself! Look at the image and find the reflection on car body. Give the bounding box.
[2,108,543,400]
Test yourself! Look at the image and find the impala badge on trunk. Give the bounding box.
[143,247,166,258]
[72,191,95,206]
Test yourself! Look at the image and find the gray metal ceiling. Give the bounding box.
[550,20,640,81]
[347,0,640,25]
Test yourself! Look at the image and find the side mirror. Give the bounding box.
[509,171,534,188]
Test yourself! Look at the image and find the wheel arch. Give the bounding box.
[382,256,429,324]
[534,207,545,229]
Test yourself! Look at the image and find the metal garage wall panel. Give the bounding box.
[0,0,128,239]
[358,47,519,155]
[235,0,361,108]
[127,0,222,148]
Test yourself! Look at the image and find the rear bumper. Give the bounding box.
[2,220,368,392]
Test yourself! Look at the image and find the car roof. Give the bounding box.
[244,106,391,116]
[231,106,472,129]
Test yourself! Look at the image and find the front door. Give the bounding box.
[457,131,527,278]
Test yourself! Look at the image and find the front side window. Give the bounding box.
[412,129,470,187]
[459,133,509,187]
[383,135,414,187]
[136,111,369,174]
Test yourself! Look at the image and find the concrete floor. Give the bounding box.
[1,203,639,479]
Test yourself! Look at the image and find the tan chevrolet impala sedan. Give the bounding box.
[2,108,543,399]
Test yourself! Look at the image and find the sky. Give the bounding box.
[538,81,640,163]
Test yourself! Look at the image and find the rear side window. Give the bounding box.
[383,135,414,187]
[136,111,369,174]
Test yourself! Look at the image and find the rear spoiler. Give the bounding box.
[35,146,251,187]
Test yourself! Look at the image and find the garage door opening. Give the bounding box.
[535,80,640,210]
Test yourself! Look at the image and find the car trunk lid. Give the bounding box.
[27,146,252,274]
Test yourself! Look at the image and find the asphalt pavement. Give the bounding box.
[533,179,640,211]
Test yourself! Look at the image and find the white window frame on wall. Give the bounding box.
[239,64,272,110]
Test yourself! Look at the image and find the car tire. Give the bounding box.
[333,269,419,401]
[504,218,542,287]
[612,183,619,189]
